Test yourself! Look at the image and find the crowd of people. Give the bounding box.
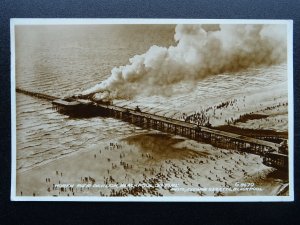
[21,140,267,197]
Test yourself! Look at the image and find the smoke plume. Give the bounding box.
[82,24,287,100]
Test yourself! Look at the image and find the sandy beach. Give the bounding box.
[16,130,288,197]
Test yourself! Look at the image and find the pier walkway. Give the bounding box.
[16,88,289,170]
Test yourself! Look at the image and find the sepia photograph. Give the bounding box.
[11,19,293,201]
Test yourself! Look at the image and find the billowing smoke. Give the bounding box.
[82,24,287,100]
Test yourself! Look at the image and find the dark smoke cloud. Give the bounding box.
[82,24,287,100]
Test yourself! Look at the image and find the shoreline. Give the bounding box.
[16,129,150,174]
[16,132,287,197]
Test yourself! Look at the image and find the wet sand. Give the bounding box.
[16,132,287,197]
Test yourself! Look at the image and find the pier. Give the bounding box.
[16,88,58,101]
[16,88,289,170]
[97,103,288,170]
